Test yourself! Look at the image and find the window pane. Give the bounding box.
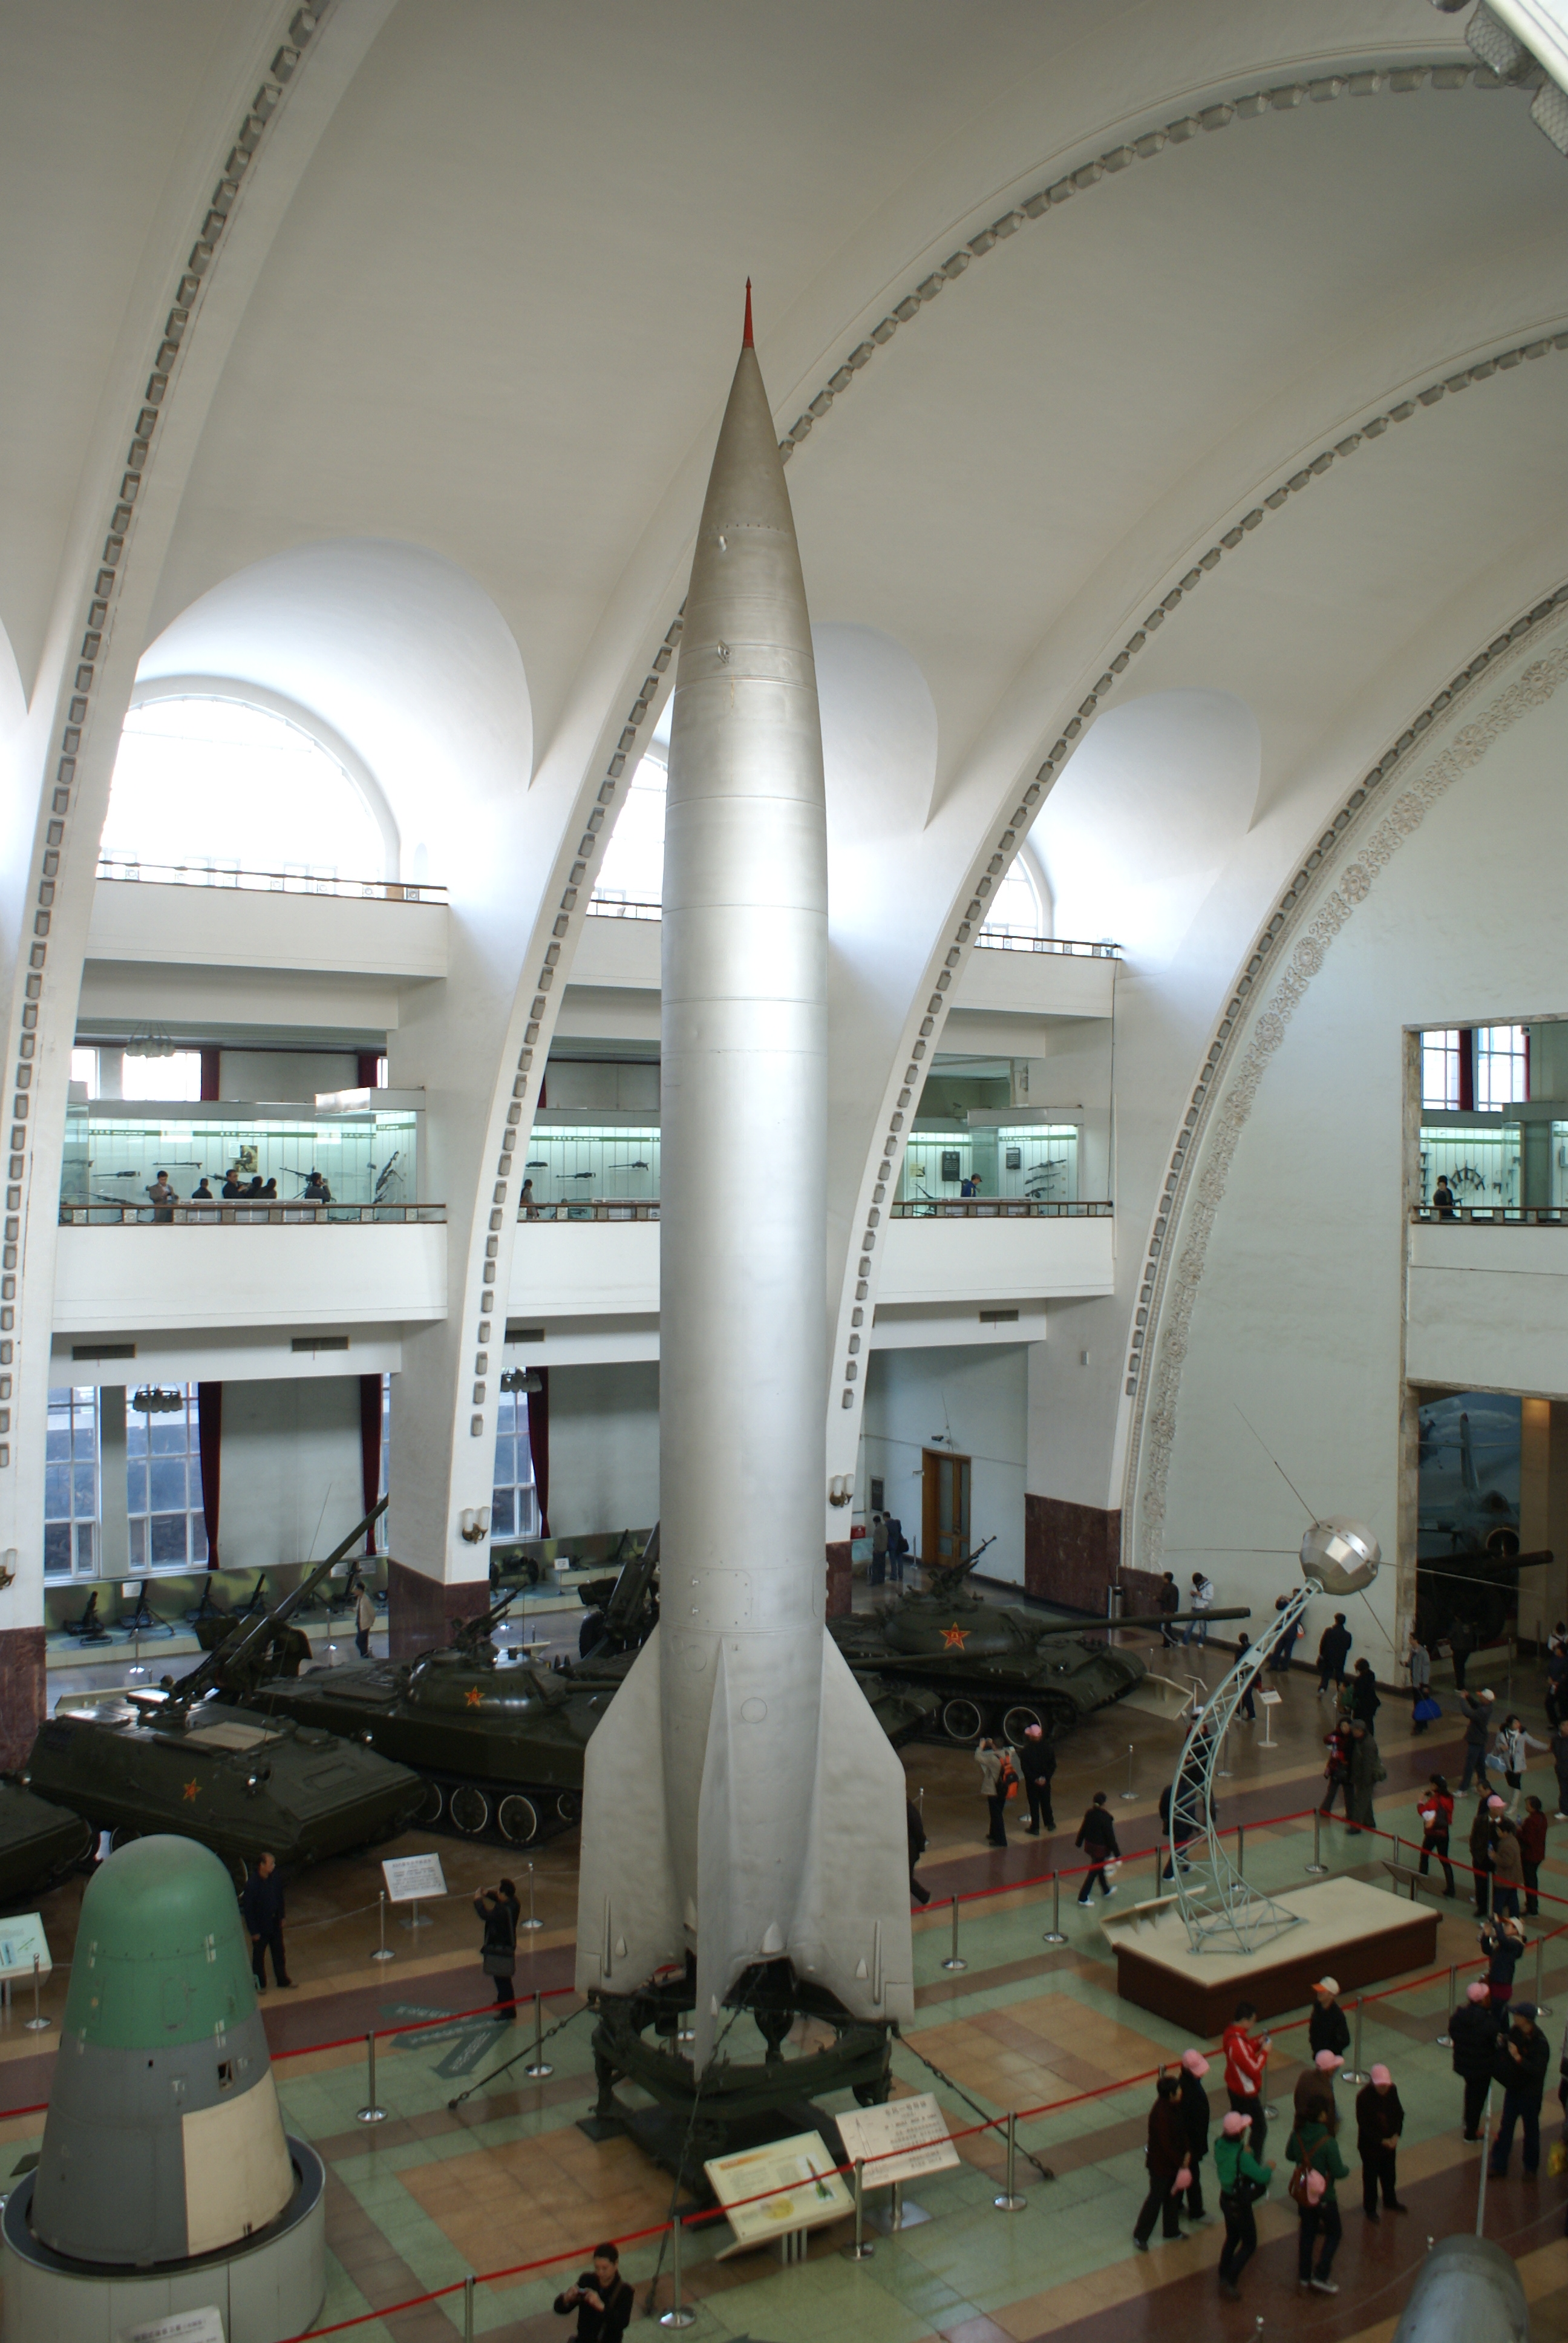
[44,1464,70,1519]
[491,1489,515,1538]
[44,1426,71,1464]
[72,1462,97,1519]
[128,1518,146,1568]
[149,1457,188,1512]
[126,1460,147,1513]
[190,1516,207,1562]
[492,1437,515,1489]
[43,1523,71,1576]
[149,1513,188,1565]
[74,1523,95,1573]
[125,1419,148,1457]
[149,1420,186,1456]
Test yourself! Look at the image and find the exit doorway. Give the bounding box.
[922,1447,972,1571]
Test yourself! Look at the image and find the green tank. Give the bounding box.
[0,1780,93,1905]
[828,1553,1247,1744]
[25,1504,425,1880]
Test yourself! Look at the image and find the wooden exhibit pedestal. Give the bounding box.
[1100,1876,1439,2036]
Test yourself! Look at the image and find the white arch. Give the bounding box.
[126,675,401,880]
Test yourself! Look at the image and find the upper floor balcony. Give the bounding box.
[86,862,448,981]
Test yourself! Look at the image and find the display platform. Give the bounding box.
[1100,1875,1439,2035]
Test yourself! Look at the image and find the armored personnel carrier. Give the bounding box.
[828,1552,1247,1743]
[27,1505,424,1880]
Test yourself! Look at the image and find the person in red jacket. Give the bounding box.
[1518,1795,1549,1917]
[1223,2001,1272,2155]
[1416,1772,1456,1897]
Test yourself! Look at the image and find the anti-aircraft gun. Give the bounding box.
[180,1499,390,1700]
[828,1536,1249,1744]
[573,1524,661,1660]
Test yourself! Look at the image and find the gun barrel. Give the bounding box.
[172,1495,390,1702]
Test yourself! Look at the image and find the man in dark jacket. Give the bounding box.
[1019,1723,1057,1834]
[1316,1614,1352,1696]
[1176,2048,1212,2221]
[1489,2002,1550,2177]
[1354,2065,1407,2217]
[1132,2074,1188,2248]
[1459,1687,1497,1795]
[906,1798,930,1905]
[1450,1981,1501,2140]
[1075,1793,1119,1902]
[474,1879,520,2018]
[554,2243,633,2342]
[1470,1799,1498,1916]
[240,1852,293,1989]
[1308,1978,1351,2060]
[1157,1572,1181,1647]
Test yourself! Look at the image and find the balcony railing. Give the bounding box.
[890,1199,1112,1218]
[1412,1205,1568,1226]
[519,1200,661,1221]
[586,896,661,921]
[60,1203,446,1226]
[972,932,1121,957]
[96,857,445,903]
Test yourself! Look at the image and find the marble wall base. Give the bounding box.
[387,1561,492,1662]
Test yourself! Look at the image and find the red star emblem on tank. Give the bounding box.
[464,1686,484,1708]
[941,1624,969,1649]
[181,1779,200,1801]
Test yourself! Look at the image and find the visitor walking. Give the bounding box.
[1491,1816,1525,1919]
[1131,2074,1189,2250]
[1074,1792,1120,1903]
[474,1878,520,2019]
[1176,2048,1212,2223]
[1235,1633,1257,1721]
[1495,1713,1549,1815]
[1349,1658,1380,1729]
[1182,1572,1215,1646]
[1319,1719,1353,1819]
[1489,2002,1549,2178]
[1019,1723,1056,1835]
[1417,1773,1457,1896]
[1406,1627,1432,1718]
[1214,2111,1272,2300]
[1345,1719,1387,1833]
[1222,2001,1270,2155]
[1355,2065,1407,2218]
[240,1852,293,1991]
[1285,2103,1349,2296]
[1519,1796,1547,1915]
[976,1737,1013,1847]
[1458,1688,1497,1795]
[1451,1980,1501,2140]
[1269,1596,1302,1680]
[354,1579,376,1659]
[1157,1571,1181,1647]
[906,1798,930,1906]
[1469,1795,1499,1916]
[1308,1978,1350,2062]
[1316,1614,1352,1697]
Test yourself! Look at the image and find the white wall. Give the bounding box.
[860,1343,1027,1586]
[53,1224,446,1334]
[546,1361,659,1537]
[216,1375,366,1573]
[1146,614,1568,1673]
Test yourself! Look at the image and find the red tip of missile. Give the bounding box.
[742,279,754,348]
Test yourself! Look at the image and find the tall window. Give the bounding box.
[592,753,667,908]
[1422,1029,1463,1110]
[44,1389,99,1577]
[122,1049,203,1102]
[491,1386,540,1540]
[105,698,387,884]
[127,1387,207,1570]
[1475,1025,1529,1109]
[981,859,1048,942]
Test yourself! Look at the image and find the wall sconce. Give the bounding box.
[458,1507,492,1544]
[828,1475,852,1508]
[0,1549,16,1591]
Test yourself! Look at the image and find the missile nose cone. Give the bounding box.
[742,277,754,348]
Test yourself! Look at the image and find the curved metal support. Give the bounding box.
[1171,1584,1312,1955]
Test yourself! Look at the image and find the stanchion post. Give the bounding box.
[1120,1744,1136,1801]
[372,1889,394,1964]
[1342,1994,1367,2084]
[993,2111,1026,2212]
[1236,1823,1245,1879]
[848,2158,874,2259]
[1534,1930,1553,2017]
[660,2211,697,2325]
[356,2030,387,2123]
[1436,1964,1456,2048]
[1306,1808,1328,1875]
[25,1954,48,2033]
[1042,1869,1067,1945]
[1475,2086,1492,2236]
[941,1895,967,1972]
[524,1990,554,2079]
[521,1860,543,1933]
[463,2273,475,2343]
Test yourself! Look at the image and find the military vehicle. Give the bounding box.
[226,1591,608,1848]
[827,1552,1248,1743]
[0,1781,93,1904]
[26,1504,424,1881]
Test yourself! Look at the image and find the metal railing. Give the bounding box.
[890,1199,1111,1219]
[586,895,661,921]
[1413,1204,1568,1225]
[96,857,445,903]
[518,1200,661,1221]
[60,1202,446,1226]
[972,932,1121,958]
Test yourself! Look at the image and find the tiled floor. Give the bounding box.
[5,1620,1568,2341]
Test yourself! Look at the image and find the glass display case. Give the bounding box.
[60,1092,422,1214]
[1419,1119,1526,1210]
[516,1119,661,1215]
[897,1123,1081,1208]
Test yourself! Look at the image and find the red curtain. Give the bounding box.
[199,1047,220,1101]
[197,1382,221,1568]
[359,1374,383,1550]
[356,1052,381,1090]
[526,1367,550,1538]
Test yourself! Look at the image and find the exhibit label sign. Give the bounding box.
[835,2092,959,2187]
[704,2129,853,2247]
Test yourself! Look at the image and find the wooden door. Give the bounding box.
[921,1447,972,1570]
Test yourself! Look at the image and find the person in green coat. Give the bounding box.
[1214,2111,1273,2299]
[1345,1719,1387,1833]
[1285,2111,1350,2293]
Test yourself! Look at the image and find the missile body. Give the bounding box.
[575,301,912,2059]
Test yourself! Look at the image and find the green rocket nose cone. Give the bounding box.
[65,1833,258,2050]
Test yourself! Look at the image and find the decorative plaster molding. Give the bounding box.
[1126,594,1568,1571]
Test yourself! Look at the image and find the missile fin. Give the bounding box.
[573,1630,682,1997]
[788,1637,913,2026]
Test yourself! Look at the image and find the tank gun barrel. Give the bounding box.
[171,1496,390,1705]
[1034,1605,1251,1638]
[451,1586,520,1652]
[603,1521,659,1639]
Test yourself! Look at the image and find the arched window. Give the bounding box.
[592,752,667,909]
[104,697,387,884]
[981,855,1048,941]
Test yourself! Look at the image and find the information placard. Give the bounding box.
[704,2129,854,2250]
[120,2309,224,2343]
[0,1915,50,1982]
[382,1853,448,1904]
[835,2092,959,2189]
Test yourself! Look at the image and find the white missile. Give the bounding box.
[575,291,913,2060]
